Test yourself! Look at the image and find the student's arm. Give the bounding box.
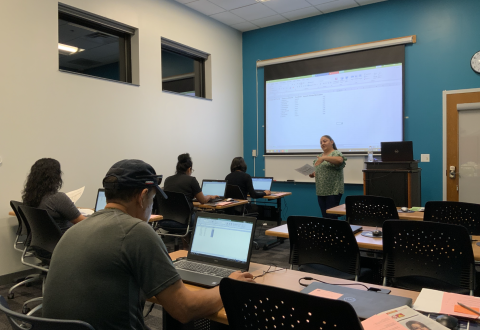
[70,214,85,224]
[195,192,218,204]
[156,271,254,323]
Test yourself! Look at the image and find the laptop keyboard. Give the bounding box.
[209,197,224,203]
[175,260,234,278]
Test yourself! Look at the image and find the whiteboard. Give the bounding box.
[264,155,365,184]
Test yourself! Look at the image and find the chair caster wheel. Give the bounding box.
[254,243,259,250]
[22,307,31,314]
[7,293,14,299]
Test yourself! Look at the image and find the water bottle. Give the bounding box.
[368,146,373,162]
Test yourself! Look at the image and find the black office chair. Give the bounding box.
[287,216,372,281]
[153,191,193,251]
[224,184,258,216]
[8,201,41,300]
[382,220,476,295]
[17,205,63,315]
[346,195,399,237]
[0,295,95,330]
[424,201,480,235]
[219,278,364,330]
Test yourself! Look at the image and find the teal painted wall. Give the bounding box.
[242,0,480,219]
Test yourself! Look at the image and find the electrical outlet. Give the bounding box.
[421,154,430,162]
[252,150,257,157]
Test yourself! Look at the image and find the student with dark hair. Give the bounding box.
[22,158,85,232]
[43,159,254,330]
[308,135,347,219]
[225,157,271,199]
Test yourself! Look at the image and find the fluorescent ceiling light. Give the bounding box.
[58,43,84,56]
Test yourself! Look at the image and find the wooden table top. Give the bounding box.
[8,210,163,221]
[259,191,292,200]
[265,223,480,261]
[326,204,424,221]
[147,250,419,325]
[193,199,248,210]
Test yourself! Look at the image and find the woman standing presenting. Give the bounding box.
[309,135,347,219]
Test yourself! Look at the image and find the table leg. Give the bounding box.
[262,198,285,250]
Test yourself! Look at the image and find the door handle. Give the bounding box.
[449,166,456,179]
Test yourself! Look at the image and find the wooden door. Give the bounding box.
[445,91,480,201]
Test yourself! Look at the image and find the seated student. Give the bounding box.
[225,157,271,198]
[22,158,85,232]
[43,159,254,330]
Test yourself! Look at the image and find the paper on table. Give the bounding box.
[361,313,407,330]
[440,292,480,319]
[65,186,85,204]
[214,202,233,206]
[295,164,315,176]
[413,288,443,313]
[308,289,343,300]
[454,304,479,316]
[78,208,94,216]
[384,305,448,330]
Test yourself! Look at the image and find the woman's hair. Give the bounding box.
[405,320,429,330]
[230,157,247,172]
[22,158,63,207]
[322,135,338,150]
[176,153,193,174]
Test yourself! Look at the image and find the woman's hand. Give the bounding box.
[309,173,315,178]
[314,155,325,166]
[264,190,271,196]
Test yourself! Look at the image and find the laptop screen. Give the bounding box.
[190,215,254,264]
[94,189,107,212]
[252,177,273,190]
[201,180,227,197]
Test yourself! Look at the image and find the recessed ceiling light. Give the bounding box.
[58,43,84,56]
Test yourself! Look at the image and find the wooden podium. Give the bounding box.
[362,161,421,208]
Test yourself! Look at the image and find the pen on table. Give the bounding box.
[457,302,480,316]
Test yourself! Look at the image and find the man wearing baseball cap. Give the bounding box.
[43,159,254,330]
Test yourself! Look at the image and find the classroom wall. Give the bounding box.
[242,0,480,218]
[0,0,243,276]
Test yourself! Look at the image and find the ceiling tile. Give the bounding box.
[355,0,387,5]
[175,0,197,4]
[262,0,313,14]
[230,3,278,21]
[208,0,257,11]
[185,0,225,16]
[281,6,322,21]
[316,0,358,13]
[306,0,336,6]
[250,15,289,28]
[210,11,246,25]
[230,21,260,32]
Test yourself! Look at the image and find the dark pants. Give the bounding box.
[317,194,343,219]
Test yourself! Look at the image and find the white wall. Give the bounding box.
[0,0,243,276]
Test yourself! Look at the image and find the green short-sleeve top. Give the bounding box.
[313,150,347,196]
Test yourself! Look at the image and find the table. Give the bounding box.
[265,224,480,261]
[148,250,419,326]
[252,192,292,250]
[193,199,248,210]
[326,204,424,221]
[8,210,163,222]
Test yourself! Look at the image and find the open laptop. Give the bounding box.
[201,180,227,203]
[173,213,256,288]
[350,225,362,234]
[301,282,412,320]
[252,177,273,194]
[94,188,106,212]
[381,141,414,162]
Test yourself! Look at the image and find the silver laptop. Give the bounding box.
[94,188,106,212]
[173,213,256,288]
[201,180,227,202]
[252,177,273,194]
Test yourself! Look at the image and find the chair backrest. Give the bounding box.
[155,191,192,225]
[10,200,29,237]
[225,184,245,200]
[0,295,95,330]
[382,220,475,293]
[287,216,360,276]
[220,278,364,330]
[346,195,399,227]
[424,201,480,235]
[18,205,62,261]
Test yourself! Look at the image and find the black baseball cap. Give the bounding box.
[103,159,167,199]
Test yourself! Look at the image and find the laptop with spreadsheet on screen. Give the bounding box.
[252,177,273,194]
[94,188,106,212]
[201,180,227,202]
[173,212,256,288]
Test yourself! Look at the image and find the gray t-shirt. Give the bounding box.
[43,208,181,330]
[37,192,80,231]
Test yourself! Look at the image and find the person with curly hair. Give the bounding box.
[22,158,85,232]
